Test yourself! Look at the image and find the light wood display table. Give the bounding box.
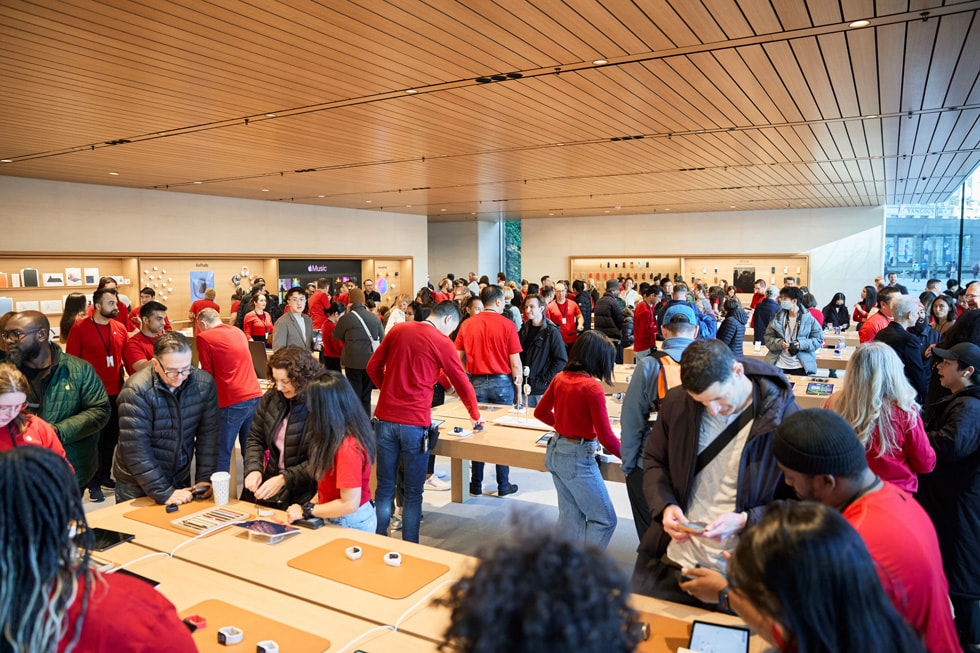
[740,345,853,370]
[88,499,477,643]
[94,542,438,651]
[745,326,861,348]
[431,400,625,504]
[629,594,767,653]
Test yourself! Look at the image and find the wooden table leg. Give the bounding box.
[451,457,471,504]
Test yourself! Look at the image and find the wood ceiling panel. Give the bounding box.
[901,15,940,111]
[791,37,843,119]
[762,40,822,121]
[665,0,729,43]
[593,0,677,50]
[736,0,784,35]
[847,28,880,116]
[876,22,908,114]
[819,32,861,117]
[772,0,813,31]
[712,48,789,124]
[626,0,700,46]
[922,14,974,108]
[943,13,980,105]
[695,0,755,39]
[805,0,843,26]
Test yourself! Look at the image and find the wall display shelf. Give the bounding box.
[0,255,138,318]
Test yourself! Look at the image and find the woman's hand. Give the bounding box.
[285,503,304,523]
[254,474,286,500]
[243,471,263,493]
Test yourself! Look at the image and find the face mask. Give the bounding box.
[779,300,793,310]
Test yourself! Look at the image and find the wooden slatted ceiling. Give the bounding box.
[1,0,978,222]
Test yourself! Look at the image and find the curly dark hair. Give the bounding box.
[266,346,319,397]
[437,530,641,653]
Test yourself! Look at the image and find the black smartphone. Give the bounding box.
[112,567,160,588]
[91,527,135,552]
[294,517,324,530]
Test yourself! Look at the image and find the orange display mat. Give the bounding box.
[124,498,262,537]
[636,612,693,653]
[287,537,451,600]
[180,599,329,652]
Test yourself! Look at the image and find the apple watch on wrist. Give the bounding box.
[301,502,315,520]
[718,585,731,611]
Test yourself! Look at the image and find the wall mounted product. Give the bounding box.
[20,268,39,287]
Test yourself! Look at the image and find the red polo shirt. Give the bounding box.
[545,300,582,344]
[122,331,156,376]
[66,317,127,395]
[455,310,522,375]
[858,311,890,343]
[309,290,330,329]
[368,321,479,426]
[197,323,263,408]
[87,303,132,330]
[633,301,658,353]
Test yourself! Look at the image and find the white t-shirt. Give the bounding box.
[667,410,754,572]
[776,313,802,369]
[385,308,405,334]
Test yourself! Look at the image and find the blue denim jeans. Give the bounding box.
[218,396,260,473]
[374,420,429,543]
[327,500,377,534]
[470,374,515,490]
[544,435,617,550]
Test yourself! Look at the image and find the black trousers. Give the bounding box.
[321,355,341,371]
[626,467,652,542]
[92,394,119,486]
[345,367,373,418]
[632,551,714,610]
[951,595,980,650]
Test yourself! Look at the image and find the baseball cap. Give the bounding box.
[932,342,980,371]
[662,303,696,325]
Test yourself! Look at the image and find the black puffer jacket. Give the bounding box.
[918,384,980,597]
[518,319,568,395]
[242,388,315,506]
[593,292,624,342]
[640,358,799,556]
[114,367,220,503]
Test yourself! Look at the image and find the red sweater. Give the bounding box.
[0,414,69,467]
[633,301,657,353]
[750,292,765,309]
[309,290,331,329]
[843,482,960,653]
[66,317,127,395]
[197,324,262,408]
[368,321,479,427]
[59,572,196,652]
[534,371,621,458]
[320,320,343,358]
[864,405,935,493]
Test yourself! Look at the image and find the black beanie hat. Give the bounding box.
[773,408,867,476]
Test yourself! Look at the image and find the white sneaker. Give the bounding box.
[424,476,451,491]
[434,470,448,479]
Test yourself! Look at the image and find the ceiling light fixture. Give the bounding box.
[318,194,324,198]
[593,59,607,65]
[109,172,119,175]
[405,89,418,94]
[261,189,269,192]
[366,200,372,203]
[865,114,878,119]
[441,208,447,211]
[849,20,870,28]
[265,113,276,117]
[0,159,11,163]
[194,181,202,184]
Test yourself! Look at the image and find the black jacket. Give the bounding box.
[640,358,799,556]
[573,291,593,332]
[242,388,315,506]
[918,384,980,597]
[593,292,624,342]
[874,322,929,404]
[821,304,850,330]
[751,298,779,343]
[518,320,567,396]
[716,310,747,355]
[114,367,220,503]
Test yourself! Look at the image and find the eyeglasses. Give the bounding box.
[1,329,44,342]
[0,401,26,414]
[966,294,980,300]
[155,362,193,379]
[288,296,306,303]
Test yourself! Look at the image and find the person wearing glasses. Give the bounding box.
[271,286,314,351]
[113,331,220,505]
[1,311,109,492]
[0,363,69,462]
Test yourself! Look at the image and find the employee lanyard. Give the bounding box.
[92,320,115,368]
[781,312,800,341]
[842,476,881,511]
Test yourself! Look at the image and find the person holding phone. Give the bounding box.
[534,330,622,550]
[0,447,196,652]
[284,371,377,533]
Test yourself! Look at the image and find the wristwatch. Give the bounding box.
[718,585,731,611]
[301,502,315,520]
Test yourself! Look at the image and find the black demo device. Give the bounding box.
[688,620,751,653]
[628,620,651,642]
[294,517,325,530]
[786,340,800,356]
[91,527,135,552]
[112,567,161,588]
[805,381,835,396]
[166,503,179,513]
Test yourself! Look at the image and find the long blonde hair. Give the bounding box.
[826,342,919,457]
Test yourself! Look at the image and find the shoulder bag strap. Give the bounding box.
[694,404,754,476]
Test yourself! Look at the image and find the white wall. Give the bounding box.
[427,219,502,283]
[1,177,428,291]
[520,207,885,306]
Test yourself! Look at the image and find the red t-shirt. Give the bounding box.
[66,317,127,395]
[633,301,658,353]
[843,482,960,653]
[0,414,69,466]
[189,299,220,335]
[309,290,331,329]
[320,320,343,358]
[231,300,241,314]
[546,300,582,344]
[122,331,156,376]
[455,311,522,375]
[368,321,479,427]
[129,305,172,332]
[859,311,890,343]
[243,311,273,340]
[435,291,453,303]
[59,571,196,653]
[87,303,131,329]
[336,292,350,306]
[316,436,373,506]
[196,324,263,408]
[534,371,621,458]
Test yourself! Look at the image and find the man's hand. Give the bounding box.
[703,511,748,541]
[191,481,212,500]
[661,504,692,543]
[254,474,286,500]
[243,471,263,493]
[166,488,194,505]
[679,567,728,604]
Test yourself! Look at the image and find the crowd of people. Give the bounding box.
[2,266,980,652]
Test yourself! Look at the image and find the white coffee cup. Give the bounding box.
[754,341,762,352]
[211,471,231,506]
